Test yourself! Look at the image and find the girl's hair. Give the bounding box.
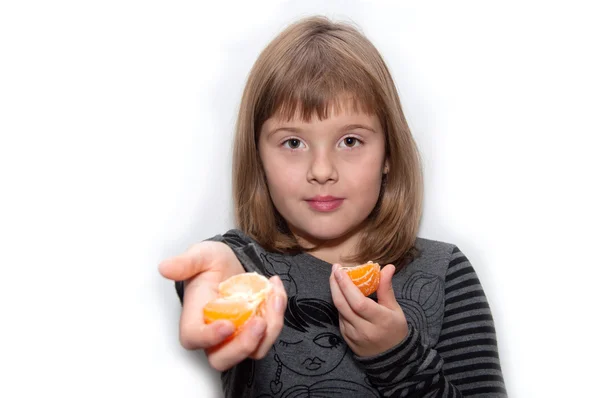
[284,296,338,333]
[232,15,423,268]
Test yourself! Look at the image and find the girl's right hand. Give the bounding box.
[158,241,287,371]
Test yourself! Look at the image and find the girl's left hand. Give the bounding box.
[329,263,409,358]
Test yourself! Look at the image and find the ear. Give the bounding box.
[383,159,390,174]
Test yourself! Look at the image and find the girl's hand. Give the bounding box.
[159,241,288,371]
[329,263,409,358]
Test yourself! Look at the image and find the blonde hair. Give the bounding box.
[232,16,423,268]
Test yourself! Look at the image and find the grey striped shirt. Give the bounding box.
[175,229,507,397]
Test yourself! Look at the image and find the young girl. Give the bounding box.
[159,16,507,397]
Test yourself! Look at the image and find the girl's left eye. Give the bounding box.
[282,138,306,149]
[339,136,362,148]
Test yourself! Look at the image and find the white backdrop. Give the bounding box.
[1,1,598,397]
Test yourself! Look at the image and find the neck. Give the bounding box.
[291,223,365,266]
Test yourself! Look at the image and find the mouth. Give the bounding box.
[302,357,325,370]
[305,196,344,212]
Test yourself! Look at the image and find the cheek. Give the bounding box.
[263,157,304,195]
[346,157,384,194]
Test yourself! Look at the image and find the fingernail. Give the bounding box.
[251,320,266,337]
[334,269,342,281]
[273,295,284,313]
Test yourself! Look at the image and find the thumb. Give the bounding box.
[376,264,400,309]
[158,242,214,281]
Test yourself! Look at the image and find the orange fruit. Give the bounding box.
[203,272,272,331]
[341,261,380,296]
[202,298,256,329]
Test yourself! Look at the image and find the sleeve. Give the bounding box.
[175,229,267,304]
[353,246,507,397]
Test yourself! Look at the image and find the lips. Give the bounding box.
[302,357,325,370]
[306,196,344,212]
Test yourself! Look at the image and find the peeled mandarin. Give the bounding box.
[341,261,381,296]
[203,272,272,332]
[203,298,256,329]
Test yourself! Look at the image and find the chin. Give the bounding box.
[295,221,360,243]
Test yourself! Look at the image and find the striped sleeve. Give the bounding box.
[354,247,507,397]
[437,247,506,396]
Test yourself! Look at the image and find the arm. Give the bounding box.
[354,247,507,397]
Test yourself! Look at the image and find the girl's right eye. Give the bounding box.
[282,138,306,150]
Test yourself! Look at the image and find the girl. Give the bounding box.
[159,16,507,397]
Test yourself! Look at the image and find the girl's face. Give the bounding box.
[258,103,387,245]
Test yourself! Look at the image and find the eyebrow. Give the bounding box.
[267,123,378,138]
[342,124,378,134]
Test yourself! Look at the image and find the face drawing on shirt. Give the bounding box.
[260,253,298,296]
[274,296,347,377]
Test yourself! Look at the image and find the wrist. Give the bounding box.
[354,323,417,362]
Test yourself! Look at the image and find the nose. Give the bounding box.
[307,148,338,184]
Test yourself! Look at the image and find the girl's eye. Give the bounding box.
[313,333,342,349]
[340,136,362,148]
[282,138,305,149]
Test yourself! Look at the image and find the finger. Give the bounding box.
[178,274,234,350]
[333,264,381,322]
[158,241,216,281]
[338,315,360,343]
[206,317,267,372]
[376,264,400,310]
[329,264,371,328]
[179,320,235,350]
[250,275,288,359]
[329,264,354,318]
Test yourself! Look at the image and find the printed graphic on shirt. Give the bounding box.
[260,253,298,297]
[396,271,445,345]
[256,379,379,398]
[221,358,255,397]
[269,296,348,394]
[222,251,378,396]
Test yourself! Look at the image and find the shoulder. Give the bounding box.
[410,237,485,300]
[414,236,457,256]
[407,236,474,277]
[207,228,259,248]
[413,236,457,265]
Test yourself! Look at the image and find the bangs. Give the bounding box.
[254,37,383,129]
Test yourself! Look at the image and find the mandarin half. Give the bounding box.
[341,261,381,296]
[203,272,272,332]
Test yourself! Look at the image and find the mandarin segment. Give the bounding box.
[203,298,257,329]
[218,272,272,303]
[203,272,272,332]
[342,261,380,296]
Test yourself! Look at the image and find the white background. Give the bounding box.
[1,1,598,397]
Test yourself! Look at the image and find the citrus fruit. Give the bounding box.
[341,261,380,296]
[203,272,272,331]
